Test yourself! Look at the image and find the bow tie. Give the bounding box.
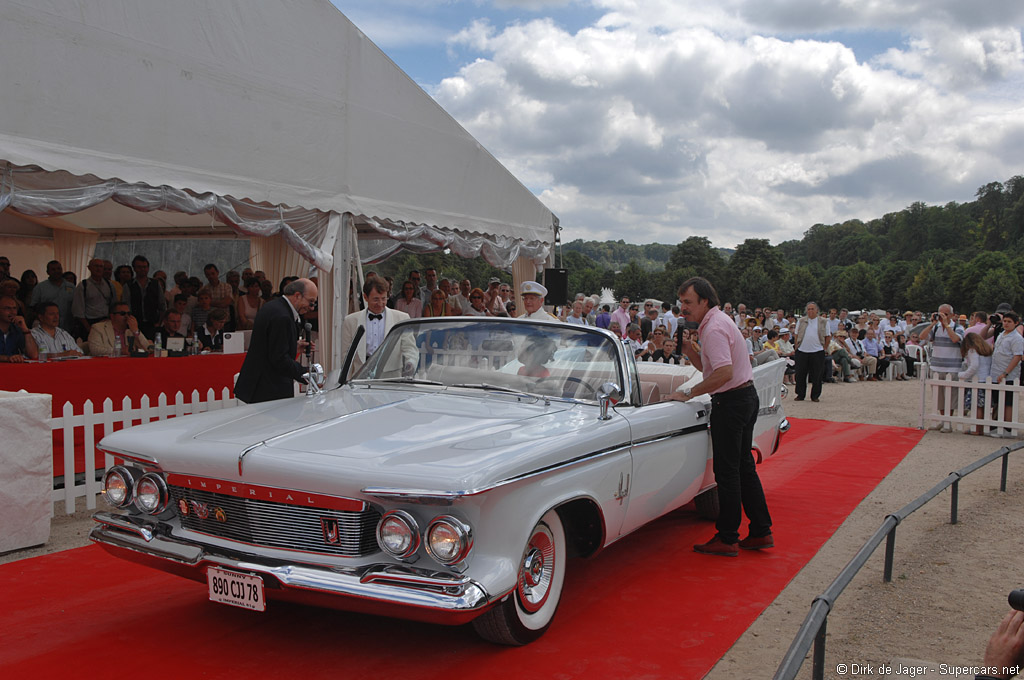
[368,313,383,321]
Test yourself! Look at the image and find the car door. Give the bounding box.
[617,390,711,537]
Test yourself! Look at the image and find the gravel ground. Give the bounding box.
[4,378,1022,680]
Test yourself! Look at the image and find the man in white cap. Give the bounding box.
[519,281,558,320]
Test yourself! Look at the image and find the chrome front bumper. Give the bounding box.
[90,512,494,625]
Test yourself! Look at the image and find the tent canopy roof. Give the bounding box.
[0,0,555,268]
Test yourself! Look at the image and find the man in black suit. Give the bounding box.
[234,278,318,404]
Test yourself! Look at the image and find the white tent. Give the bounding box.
[0,0,557,365]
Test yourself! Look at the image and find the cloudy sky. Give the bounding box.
[330,0,1024,248]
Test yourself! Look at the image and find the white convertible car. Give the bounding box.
[91,317,788,645]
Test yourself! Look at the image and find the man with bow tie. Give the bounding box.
[234,278,317,403]
[341,278,418,380]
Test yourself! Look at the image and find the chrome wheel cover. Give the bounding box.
[516,522,555,613]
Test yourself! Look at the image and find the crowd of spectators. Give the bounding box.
[5,251,1024,425]
[0,253,316,360]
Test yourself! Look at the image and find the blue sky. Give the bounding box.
[329,1,1024,248]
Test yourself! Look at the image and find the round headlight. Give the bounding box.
[425,515,473,565]
[102,466,138,508]
[376,510,420,558]
[133,473,169,514]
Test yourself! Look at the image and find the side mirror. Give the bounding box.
[597,382,622,420]
[304,363,325,397]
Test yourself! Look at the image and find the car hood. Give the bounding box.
[101,384,609,493]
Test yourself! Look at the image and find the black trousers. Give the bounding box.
[710,384,772,543]
[795,349,826,399]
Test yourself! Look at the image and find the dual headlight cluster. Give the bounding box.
[103,466,169,515]
[376,510,472,566]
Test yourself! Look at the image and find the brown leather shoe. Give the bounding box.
[739,533,774,550]
[693,536,739,557]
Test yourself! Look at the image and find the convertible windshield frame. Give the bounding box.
[351,317,628,405]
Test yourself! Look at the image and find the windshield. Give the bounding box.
[354,319,623,402]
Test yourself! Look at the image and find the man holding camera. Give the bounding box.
[923,303,965,432]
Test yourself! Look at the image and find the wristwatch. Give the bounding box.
[683,387,693,398]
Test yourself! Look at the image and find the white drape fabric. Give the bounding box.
[4,164,333,270]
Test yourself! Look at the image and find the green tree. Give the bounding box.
[733,263,774,309]
[828,262,882,310]
[905,261,947,312]
[614,260,650,301]
[776,266,821,313]
[666,236,726,282]
[973,269,1023,311]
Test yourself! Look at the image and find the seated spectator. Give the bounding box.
[171,294,193,336]
[862,328,889,380]
[0,295,39,362]
[191,288,213,330]
[88,302,151,356]
[845,330,877,381]
[750,325,765,352]
[640,325,667,360]
[464,288,490,316]
[826,330,855,383]
[896,332,917,378]
[197,308,229,351]
[650,336,682,364]
[235,277,264,330]
[31,302,82,358]
[882,329,907,380]
[160,309,187,340]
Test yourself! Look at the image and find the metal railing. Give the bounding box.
[774,440,1024,680]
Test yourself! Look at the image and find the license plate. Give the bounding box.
[207,566,266,612]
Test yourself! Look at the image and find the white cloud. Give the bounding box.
[428,1,1024,247]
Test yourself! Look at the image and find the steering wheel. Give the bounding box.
[535,376,597,399]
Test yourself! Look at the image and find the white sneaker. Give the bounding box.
[985,430,1003,438]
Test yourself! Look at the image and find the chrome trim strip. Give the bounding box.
[100,447,159,467]
[363,442,633,501]
[90,514,491,617]
[631,424,708,448]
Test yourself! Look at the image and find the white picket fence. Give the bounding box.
[51,388,239,515]
[919,371,1022,436]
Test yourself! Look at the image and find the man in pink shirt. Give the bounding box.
[664,276,774,557]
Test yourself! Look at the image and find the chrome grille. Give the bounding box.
[169,486,381,557]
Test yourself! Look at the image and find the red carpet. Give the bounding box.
[0,418,922,679]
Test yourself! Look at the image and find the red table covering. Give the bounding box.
[0,354,245,477]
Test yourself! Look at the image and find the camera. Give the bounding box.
[1010,589,1024,612]
[991,314,1002,325]
[931,313,940,322]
